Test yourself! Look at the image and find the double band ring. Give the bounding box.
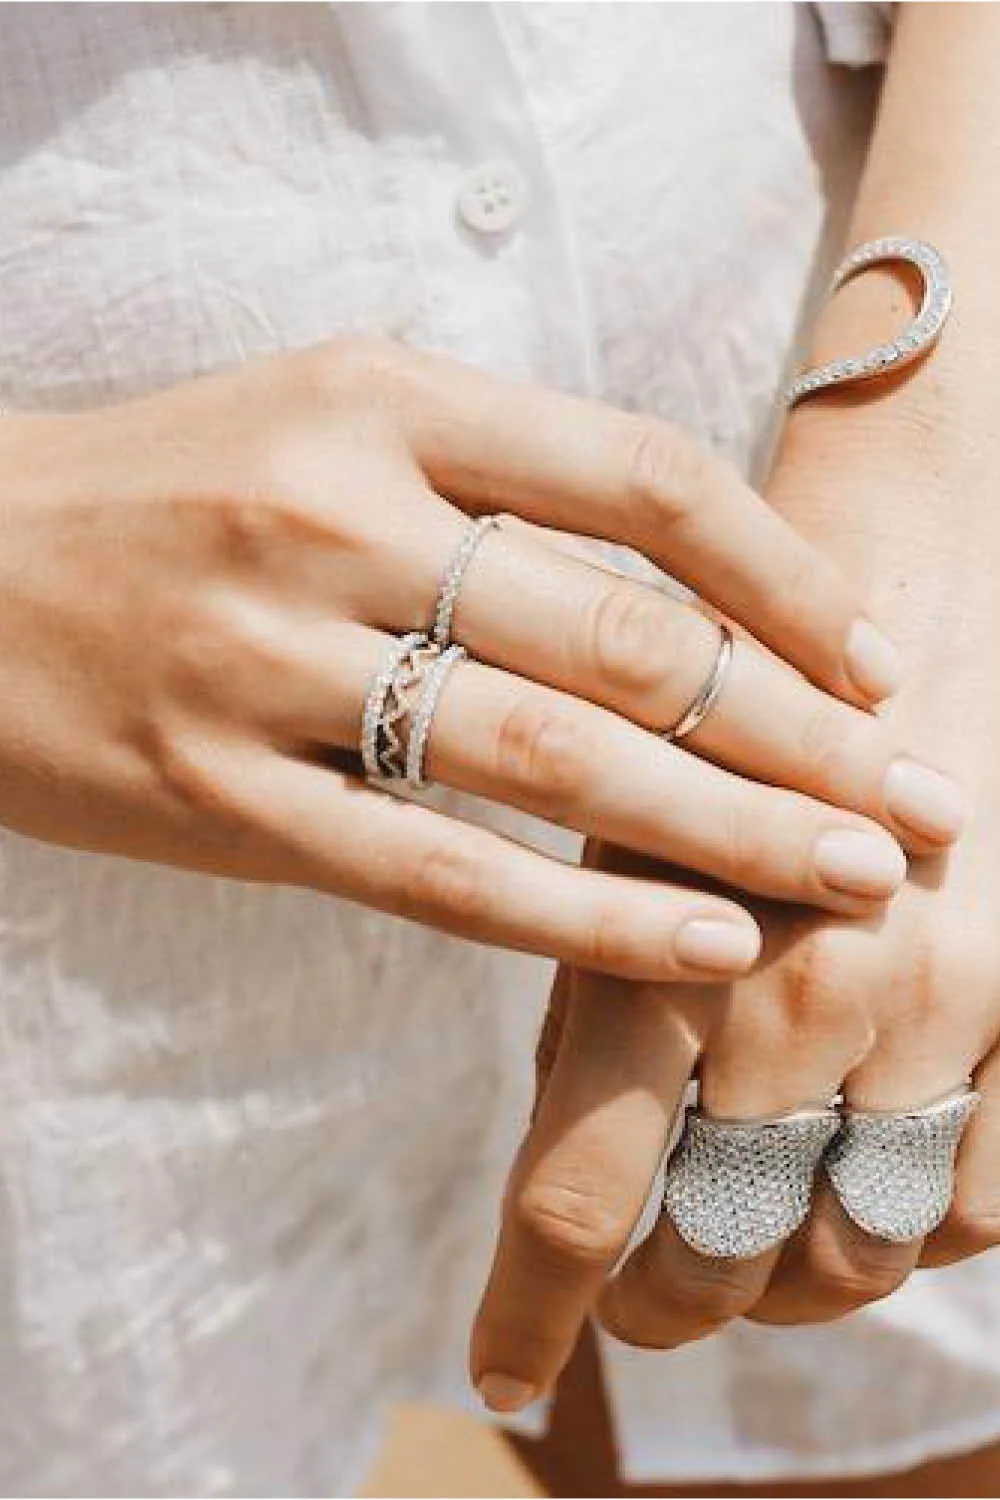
[361,633,467,789]
[662,1086,979,1260]
[361,519,499,787]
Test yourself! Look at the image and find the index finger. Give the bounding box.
[399,349,898,708]
[469,954,705,1413]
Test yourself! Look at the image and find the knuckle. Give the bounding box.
[404,836,492,929]
[774,929,876,1056]
[778,545,823,620]
[584,584,677,700]
[662,1257,759,1326]
[717,788,776,896]
[493,696,588,819]
[799,702,874,793]
[302,332,410,406]
[204,477,335,567]
[625,419,702,536]
[514,1180,631,1272]
[147,729,245,828]
[584,901,649,979]
[806,1249,909,1312]
[936,1201,1000,1259]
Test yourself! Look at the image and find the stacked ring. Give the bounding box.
[406,645,468,789]
[361,518,494,787]
[432,514,503,648]
[361,632,433,781]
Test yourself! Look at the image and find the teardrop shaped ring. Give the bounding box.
[786,237,953,408]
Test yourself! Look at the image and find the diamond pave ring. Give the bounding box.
[662,1106,840,1260]
[825,1087,979,1243]
[786,237,953,408]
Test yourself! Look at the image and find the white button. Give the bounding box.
[456,160,529,236]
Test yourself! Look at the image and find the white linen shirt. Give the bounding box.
[2,4,1000,1495]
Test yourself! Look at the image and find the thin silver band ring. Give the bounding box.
[663,621,734,743]
[432,514,503,648]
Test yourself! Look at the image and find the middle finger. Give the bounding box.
[294,623,909,913]
[433,517,966,855]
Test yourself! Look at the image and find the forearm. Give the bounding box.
[770,4,1000,755]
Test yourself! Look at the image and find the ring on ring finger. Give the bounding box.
[662,1103,840,1259]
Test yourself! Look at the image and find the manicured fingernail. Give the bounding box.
[814,829,907,898]
[845,619,902,703]
[884,758,968,843]
[477,1374,537,1413]
[675,919,761,975]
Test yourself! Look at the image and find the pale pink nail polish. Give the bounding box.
[884,759,968,843]
[675,919,761,975]
[814,829,907,899]
[845,619,902,703]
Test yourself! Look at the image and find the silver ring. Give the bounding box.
[360,632,440,781]
[824,1086,979,1243]
[432,514,503,648]
[406,644,468,789]
[786,237,953,407]
[663,622,734,743]
[662,1105,839,1259]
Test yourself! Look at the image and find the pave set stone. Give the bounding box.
[662,1089,977,1260]
[362,515,499,789]
[824,1091,978,1243]
[662,1108,840,1260]
[360,632,431,782]
[785,237,953,407]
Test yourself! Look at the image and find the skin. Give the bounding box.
[472,0,1000,1433]
[0,334,951,984]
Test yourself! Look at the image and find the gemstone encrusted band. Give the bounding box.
[405,644,467,789]
[432,515,502,649]
[662,1106,840,1260]
[786,237,953,408]
[824,1088,978,1243]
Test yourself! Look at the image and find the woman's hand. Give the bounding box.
[469,607,990,1411]
[470,772,997,1405]
[0,336,932,976]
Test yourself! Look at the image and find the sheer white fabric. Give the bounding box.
[0,4,997,1495]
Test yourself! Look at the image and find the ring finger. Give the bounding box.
[290,623,909,914]
[439,516,966,856]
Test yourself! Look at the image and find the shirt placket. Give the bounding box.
[334,1,598,396]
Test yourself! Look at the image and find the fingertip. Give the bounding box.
[475,1373,538,1414]
[674,915,762,978]
[883,758,970,847]
[844,618,902,705]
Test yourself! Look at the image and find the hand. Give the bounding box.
[0,337,927,976]
[469,772,996,1406]
[469,386,996,1414]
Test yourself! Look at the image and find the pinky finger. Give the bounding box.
[236,751,762,983]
